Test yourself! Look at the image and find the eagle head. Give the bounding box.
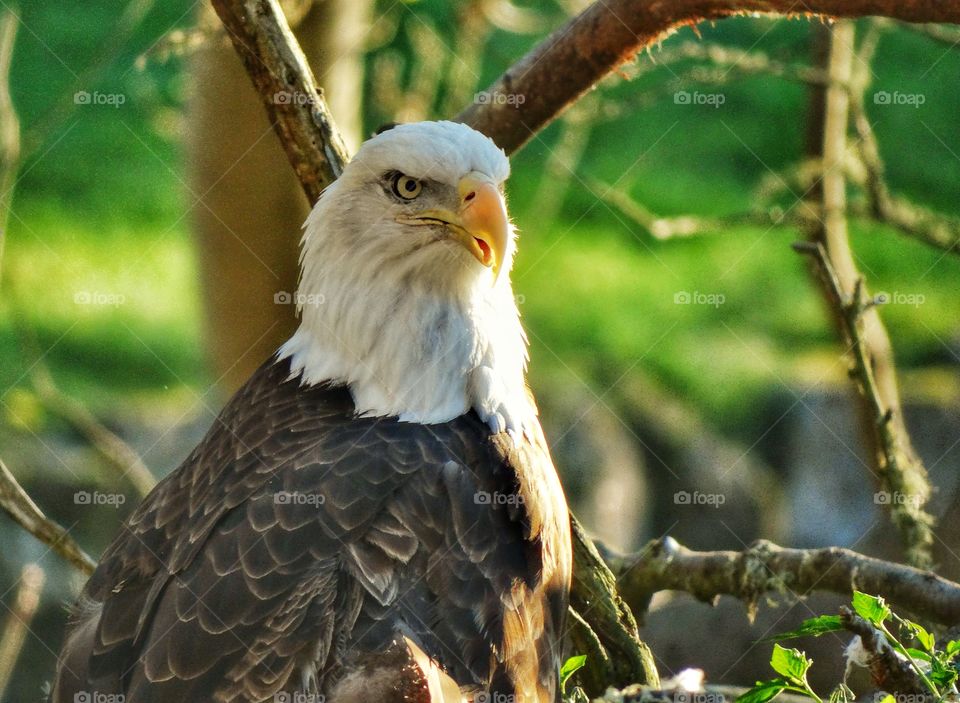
[280,121,533,435]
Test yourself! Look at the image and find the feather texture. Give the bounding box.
[54,356,571,703]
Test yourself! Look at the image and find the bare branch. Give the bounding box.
[801,21,934,568]
[208,0,960,202]
[635,41,833,87]
[849,99,960,256]
[30,364,156,497]
[0,457,96,575]
[840,606,927,694]
[209,0,350,203]
[588,176,791,239]
[0,7,20,276]
[456,0,960,153]
[0,563,44,699]
[604,536,960,627]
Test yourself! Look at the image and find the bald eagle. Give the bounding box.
[53,121,572,703]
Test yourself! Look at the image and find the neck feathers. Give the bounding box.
[278,195,533,435]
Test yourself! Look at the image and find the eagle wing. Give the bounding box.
[55,356,567,703]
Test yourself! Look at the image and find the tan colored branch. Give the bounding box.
[30,365,156,497]
[801,22,934,568]
[0,563,44,699]
[0,7,19,276]
[209,0,350,203]
[850,100,960,256]
[604,536,960,627]
[0,458,96,575]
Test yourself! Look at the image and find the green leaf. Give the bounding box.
[903,647,934,663]
[765,616,845,641]
[903,620,935,652]
[559,655,587,693]
[928,658,958,689]
[946,640,960,658]
[770,644,811,682]
[737,679,789,703]
[852,591,890,626]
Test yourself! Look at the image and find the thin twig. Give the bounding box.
[0,457,96,575]
[30,364,156,497]
[603,536,960,627]
[0,7,20,280]
[0,563,45,699]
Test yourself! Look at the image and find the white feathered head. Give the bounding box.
[281,121,532,434]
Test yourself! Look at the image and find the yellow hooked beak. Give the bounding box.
[397,172,509,281]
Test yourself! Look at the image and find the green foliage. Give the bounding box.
[738,592,960,703]
[560,654,587,694]
[765,615,844,641]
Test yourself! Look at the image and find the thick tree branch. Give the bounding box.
[455,0,960,154]
[570,516,660,694]
[209,0,960,204]
[209,0,350,203]
[0,457,96,575]
[603,536,960,627]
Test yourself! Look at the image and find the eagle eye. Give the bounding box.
[391,173,423,200]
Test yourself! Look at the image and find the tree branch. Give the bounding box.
[800,21,934,568]
[0,457,96,575]
[0,6,20,278]
[455,0,960,154]
[570,516,660,694]
[30,363,156,497]
[0,563,44,700]
[603,536,960,627]
[209,0,350,203]
[208,0,960,204]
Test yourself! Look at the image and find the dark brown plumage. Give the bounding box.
[53,355,571,702]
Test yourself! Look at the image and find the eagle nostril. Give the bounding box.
[463,191,476,203]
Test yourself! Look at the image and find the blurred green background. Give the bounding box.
[4,2,959,435]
